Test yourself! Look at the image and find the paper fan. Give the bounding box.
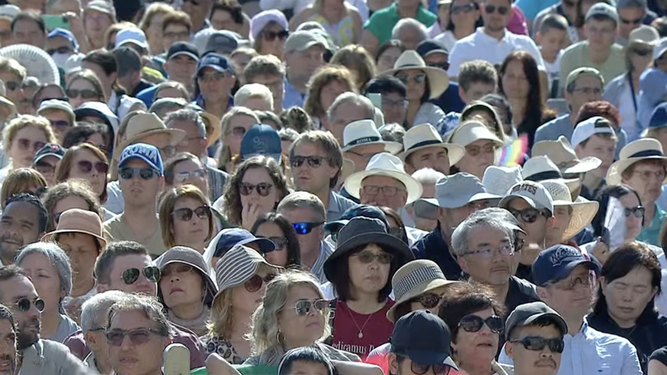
[0,44,59,85]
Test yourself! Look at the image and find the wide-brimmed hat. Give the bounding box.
[384,50,450,99]
[199,112,222,146]
[344,153,423,204]
[499,181,554,214]
[541,181,599,241]
[532,136,601,175]
[607,138,667,185]
[115,113,186,160]
[387,260,459,323]
[398,124,464,166]
[448,120,504,148]
[522,156,581,192]
[157,246,218,306]
[341,119,402,154]
[323,217,414,282]
[414,173,499,213]
[482,166,522,196]
[41,209,107,249]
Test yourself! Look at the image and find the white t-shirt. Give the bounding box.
[543,49,563,91]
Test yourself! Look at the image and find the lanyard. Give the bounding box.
[628,72,639,114]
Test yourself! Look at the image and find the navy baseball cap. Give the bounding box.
[33,143,66,165]
[167,42,199,62]
[649,102,667,130]
[213,228,276,257]
[416,39,448,58]
[324,204,389,233]
[118,143,164,176]
[391,310,458,369]
[240,124,282,163]
[48,28,79,50]
[197,53,234,75]
[532,244,601,287]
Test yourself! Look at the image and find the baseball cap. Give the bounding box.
[617,0,648,9]
[47,28,79,51]
[167,42,199,62]
[197,53,234,75]
[205,31,241,55]
[115,28,148,50]
[532,244,601,287]
[37,99,75,123]
[505,302,567,338]
[390,310,458,369]
[416,40,448,58]
[157,246,217,303]
[118,143,164,176]
[649,102,667,131]
[565,67,604,90]
[499,181,554,214]
[285,31,326,54]
[0,5,20,21]
[585,2,619,25]
[414,173,500,211]
[86,0,117,20]
[211,228,276,258]
[324,204,390,233]
[571,116,615,148]
[240,124,281,163]
[33,143,66,165]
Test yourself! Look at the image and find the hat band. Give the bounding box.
[525,171,562,182]
[630,149,663,158]
[345,135,380,148]
[407,139,444,152]
[394,265,446,300]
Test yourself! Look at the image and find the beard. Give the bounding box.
[16,319,39,350]
[0,235,22,264]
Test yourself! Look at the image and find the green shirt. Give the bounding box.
[363,3,436,45]
[559,41,625,87]
[637,205,667,247]
[191,364,278,375]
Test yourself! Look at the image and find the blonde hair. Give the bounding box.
[3,115,57,154]
[0,57,27,81]
[158,185,214,248]
[154,81,190,101]
[0,168,47,208]
[330,45,377,90]
[139,3,176,33]
[217,107,261,171]
[208,287,234,338]
[304,65,356,119]
[67,69,107,103]
[234,83,274,109]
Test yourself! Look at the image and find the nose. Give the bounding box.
[120,335,133,350]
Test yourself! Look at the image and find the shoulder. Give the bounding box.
[41,339,75,355]
[586,325,637,351]
[317,343,361,362]
[650,347,667,364]
[562,41,586,55]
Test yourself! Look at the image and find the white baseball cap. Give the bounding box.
[571,116,615,149]
[499,181,554,214]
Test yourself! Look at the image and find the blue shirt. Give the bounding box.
[431,82,465,115]
[637,205,667,247]
[283,78,305,109]
[327,191,357,222]
[136,85,158,108]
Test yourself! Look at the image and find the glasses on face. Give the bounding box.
[398,357,452,375]
[164,31,191,39]
[464,244,514,258]
[198,71,226,82]
[4,82,20,91]
[171,205,211,221]
[47,46,73,55]
[572,87,603,95]
[550,274,593,290]
[458,314,504,334]
[262,30,289,41]
[121,266,161,285]
[227,126,247,137]
[266,236,287,249]
[354,250,393,264]
[508,208,547,224]
[294,299,329,316]
[66,88,99,99]
[362,185,405,197]
[395,72,426,84]
[14,297,45,312]
[450,3,475,14]
[410,293,442,309]
[34,161,57,174]
[77,160,108,174]
[161,264,194,278]
[428,61,450,71]
[17,139,46,153]
[625,206,645,218]
[484,4,509,14]
[50,120,71,129]
[381,98,409,108]
[633,48,652,57]
[239,182,273,196]
[632,169,666,181]
[465,143,495,156]
[159,145,176,158]
[174,169,206,183]
[106,328,165,346]
[293,222,324,235]
[119,167,158,180]
[620,16,642,24]
[244,273,276,292]
[509,336,565,353]
[290,155,328,168]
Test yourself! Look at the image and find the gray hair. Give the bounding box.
[15,243,72,314]
[164,108,207,138]
[81,290,126,332]
[451,208,521,256]
[326,92,374,123]
[149,97,188,116]
[412,168,446,185]
[234,83,274,109]
[391,18,428,41]
[380,123,406,145]
[279,128,299,142]
[107,293,171,338]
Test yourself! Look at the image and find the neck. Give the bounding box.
[458,359,494,375]
[582,172,604,190]
[40,310,61,339]
[231,309,253,339]
[346,293,385,314]
[316,190,330,210]
[440,224,453,249]
[94,353,113,375]
[482,26,505,40]
[71,275,95,297]
[397,3,418,17]
[406,101,421,126]
[588,45,611,65]
[178,239,206,254]
[122,206,159,239]
[542,49,558,63]
[508,98,526,118]
[171,302,204,321]
[609,312,636,329]
[301,245,321,269]
[644,202,656,227]
[287,73,309,94]
[322,6,344,21]
[454,25,475,39]
[204,98,228,118]
[562,313,585,335]
[488,282,510,305]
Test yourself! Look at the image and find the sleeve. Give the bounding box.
[621,341,644,375]
[650,347,667,366]
[533,121,554,144]
[447,41,464,78]
[497,343,514,366]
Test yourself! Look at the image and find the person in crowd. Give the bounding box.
[161,11,192,55]
[204,243,281,363]
[435,0,481,51]
[80,50,124,114]
[273,345,382,375]
[535,14,569,94]
[14,243,79,343]
[158,185,215,255]
[62,123,113,160]
[304,66,356,128]
[195,53,236,121]
[645,103,667,162]
[233,85,273,112]
[209,0,250,38]
[250,212,302,268]
[363,76,408,126]
[163,152,210,197]
[41,180,103,233]
[83,1,116,51]
[408,168,445,232]
[11,10,46,48]
[448,119,504,179]
[79,290,126,374]
[250,10,288,59]
[400,123,464,175]
[374,40,405,73]
[244,55,286,114]
[66,70,107,110]
[323,94,376,147]
[330,45,377,90]
[288,0,363,46]
[361,0,436,54]
[217,107,261,173]
[283,31,327,109]
[456,60,499,107]
[0,193,48,266]
[36,100,76,143]
[138,2,175,57]
[0,168,46,209]
[151,81,191,103]
[0,303,19,375]
[0,115,57,186]
[499,244,643,375]
[539,180,599,247]
[570,116,619,199]
[112,47,154,98]
[0,57,25,110]
[204,228,276,280]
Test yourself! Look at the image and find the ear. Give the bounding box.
[458,255,469,274]
[458,86,467,103]
[651,286,659,301]
[504,341,514,360]
[387,353,399,374]
[229,74,237,87]
[600,276,608,290]
[404,162,415,175]
[97,283,108,293]
[536,286,549,301]
[84,331,99,350]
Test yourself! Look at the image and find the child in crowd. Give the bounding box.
[535,13,570,96]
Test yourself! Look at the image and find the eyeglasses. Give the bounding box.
[395,72,426,84]
[396,356,452,375]
[458,315,504,334]
[294,299,329,316]
[293,222,324,235]
[34,161,57,174]
[77,160,109,174]
[239,182,273,196]
[16,139,46,153]
[119,167,158,180]
[161,264,194,278]
[164,30,191,39]
[428,62,450,71]
[4,81,20,91]
[47,46,74,55]
[508,208,548,224]
[159,145,176,158]
[551,274,593,290]
[262,30,289,41]
[633,48,652,57]
[106,328,166,346]
[381,98,408,108]
[244,273,276,292]
[14,297,45,312]
[198,71,227,82]
[450,3,475,14]
[463,244,514,258]
[625,206,645,218]
[50,120,71,129]
[465,143,496,156]
[620,16,642,24]
[226,126,247,137]
[290,155,329,168]
[66,88,99,99]
[362,185,405,197]
[572,87,603,95]
[409,293,442,309]
[632,169,666,181]
[171,205,211,221]
[266,236,287,249]
[121,266,161,285]
[509,336,565,353]
[484,4,509,14]
[354,250,393,264]
[174,169,206,183]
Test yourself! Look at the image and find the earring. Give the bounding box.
[276,330,284,343]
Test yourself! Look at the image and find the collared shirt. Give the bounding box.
[327,191,357,221]
[498,320,643,375]
[448,27,545,78]
[559,41,625,88]
[83,352,103,375]
[363,3,436,46]
[283,78,305,109]
[637,205,667,247]
[19,339,90,375]
[310,241,334,283]
[206,165,229,203]
[411,224,463,280]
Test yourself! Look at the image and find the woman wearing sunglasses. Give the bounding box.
[41,180,104,232]
[251,10,289,60]
[434,0,480,51]
[0,168,47,209]
[204,244,282,364]
[437,282,512,375]
[65,70,106,110]
[217,107,261,173]
[158,185,215,254]
[15,243,80,343]
[157,246,218,337]
[251,212,302,267]
[323,217,413,360]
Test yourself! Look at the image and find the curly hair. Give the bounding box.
[55,143,109,203]
[41,180,103,232]
[3,115,57,157]
[62,122,114,159]
[0,168,47,209]
[330,45,377,90]
[304,65,356,120]
[158,185,214,248]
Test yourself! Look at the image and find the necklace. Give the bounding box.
[345,302,375,339]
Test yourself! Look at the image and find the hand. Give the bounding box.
[592,237,610,264]
[241,203,261,231]
[205,354,241,375]
[64,12,84,35]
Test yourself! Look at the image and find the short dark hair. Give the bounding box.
[278,347,335,375]
[4,193,48,234]
[250,212,301,267]
[437,282,504,341]
[112,47,142,76]
[94,241,150,284]
[210,0,244,25]
[82,49,118,77]
[0,265,28,299]
[11,10,45,34]
[63,122,114,156]
[363,75,407,98]
[507,315,565,340]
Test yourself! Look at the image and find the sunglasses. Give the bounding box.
[171,205,210,221]
[290,155,328,168]
[198,71,226,82]
[121,266,161,285]
[508,208,547,224]
[50,120,71,129]
[119,167,158,180]
[239,182,273,196]
[174,169,206,183]
[450,3,475,14]
[66,88,99,99]
[106,328,165,346]
[78,160,108,174]
[484,4,509,14]
[161,264,194,278]
[410,293,442,309]
[262,30,289,41]
[396,356,452,375]
[227,126,246,137]
[510,336,565,353]
[625,206,645,218]
[428,62,450,71]
[266,236,287,249]
[633,48,652,57]
[621,16,642,24]
[34,161,57,174]
[294,299,329,316]
[244,273,276,292]
[354,250,393,264]
[395,72,426,84]
[4,81,19,91]
[293,222,324,235]
[47,46,73,55]
[14,297,45,312]
[17,139,46,153]
[458,314,504,334]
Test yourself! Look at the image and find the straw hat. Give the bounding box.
[449,120,504,148]
[606,138,667,185]
[199,112,222,147]
[344,153,423,204]
[541,180,599,242]
[532,136,601,175]
[384,50,450,99]
[116,113,186,160]
[522,156,581,193]
[414,173,499,213]
[341,119,402,154]
[41,209,107,249]
[482,166,523,196]
[398,124,464,166]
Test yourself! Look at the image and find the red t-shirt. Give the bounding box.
[331,300,395,360]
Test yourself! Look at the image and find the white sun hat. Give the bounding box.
[399,123,464,166]
[344,152,422,204]
[541,180,599,241]
[341,119,402,154]
[606,138,667,185]
[532,136,602,175]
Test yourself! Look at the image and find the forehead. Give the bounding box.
[573,74,602,88]
[0,276,37,301]
[110,309,153,330]
[294,140,326,155]
[109,254,152,274]
[3,201,38,218]
[632,160,666,171]
[562,264,591,279]
[285,284,321,303]
[14,18,40,29]
[280,206,319,221]
[506,197,532,210]
[469,225,510,245]
[361,175,405,187]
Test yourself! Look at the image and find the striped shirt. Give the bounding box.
[310,241,334,283]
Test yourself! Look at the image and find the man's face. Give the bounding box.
[100,254,157,296]
[0,19,12,47]
[291,142,338,195]
[548,206,572,245]
[0,318,17,375]
[107,310,170,375]
[344,143,385,172]
[249,74,284,113]
[359,175,408,211]
[118,159,163,209]
[0,72,22,107]
[565,75,602,114]
[33,155,60,186]
[164,55,198,86]
[46,36,75,57]
[618,7,644,40]
[12,19,45,48]
[405,146,450,174]
[456,139,497,179]
[585,18,617,51]
[0,276,40,350]
[481,0,512,33]
[381,92,408,125]
[210,9,238,32]
[459,226,514,286]
[180,0,213,27]
[540,265,594,317]
[575,135,615,179]
[506,198,549,245]
[41,108,72,142]
[279,207,323,256]
[323,102,371,144]
[197,67,236,101]
[169,119,206,157]
[622,160,666,205]
[162,24,190,53]
[0,202,41,265]
[285,45,325,82]
[506,324,563,375]
[460,82,496,104]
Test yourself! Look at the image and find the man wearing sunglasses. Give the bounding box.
[195,53,236,121]
[616,0,656,46]
[0,193,47,267]
[0,57,25,111]
[181,0,213,34]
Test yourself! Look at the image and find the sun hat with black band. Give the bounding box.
[532,136,601,176]
[341,119,402,155]
[521,155,581,193]
[323,217,414,283]
[505,301,567,338]
[541,180,599,242]
[606,138,667,185]
[383,50,449,99]
[157,246,218,306]
[398,124,464,166]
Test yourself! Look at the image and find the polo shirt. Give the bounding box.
[283,78,305,109]
[559,41,625,89]
[363,3,436,46]
[327,191,357,221]
[637,205,667,247]
[448,27,545,78]
[103,214,167,257]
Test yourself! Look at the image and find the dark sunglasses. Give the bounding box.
[410,293,442,309]
[621,16,642,24]
[78,160,108,174]
[290,155,328,168]
[458,315,504,334]
[633,48,652,57]
[50,120,71,129]
[244,273,276,292]
[354,250,393,264]
[171,205,211,221]
[395,72,426,84]
[239,182,273,196]
[485,4,509,14]
[4,82,19,91]
[121,266,161,285]
[625,206,645,218]
[17,139,46,152]
[450,3,475,14]
[293,222,324,235]
[396,356,452,375]
[119,167,158,180]
[47,46,73,55]
[262,30,289,41]
[161,264,194,278]
[510,336,565,353]
[14,297,45,312]
[508,208,547,224]
[198,71,226,82]
[106,328,165,346]
[294,299,329,316]
[66,88,99,99]
[428,62,450,71]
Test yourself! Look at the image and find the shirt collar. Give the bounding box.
[475,27,509,43]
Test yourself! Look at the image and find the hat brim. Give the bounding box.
[384,66,450,99]
[562,157,602,175]
[398,143,465,166]
[342,140,402,155]
[415,192,500,211]
[401,349,458,370]
[0,96,16,118]
[212,261,281,306]
[555,199,599,241]
[116,129,186,160]
[169,51,199,62]
[606,156,667,185]
[238,237,277,254]
[386,281,459,322]
[344,169,423,204]
[199,112,222,147]
[159,258,218,304]
[33,153,63,164]
[41,229,107,250]
[551,259,600,284]
[514,312,568,337]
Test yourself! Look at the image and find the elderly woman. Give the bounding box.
[251,212,302,267]
[217,107,261,173]
[0,168,47,209]
[41,180,104,232]
[304,65,356,128]
[250,10,289,60]
[16,243,80,343]
[158,185,215,254]
[204,244,281,363]
[0,115,57,186]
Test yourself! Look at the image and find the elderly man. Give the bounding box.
[322,94,376,146]
[283,31,326,109]
[80,290,125,374]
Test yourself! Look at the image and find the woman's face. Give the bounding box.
[457,139,497,179]
[67,149,107,198]
[231,268,274,315]
[278,284,326,346]
[239,167,279,218]
[259,22,287,59]
[67,78,100,109]
[223,115,256,157]
[347,243,391,297]
[602,266,657,328]
[9,126,48,168]
[502,60,530,101]
[376,47,402,73]
[451,307,499,365]
[254,222,290,267]
[160,262,205,310]
[52,196,89,223]
[86,132,107,152]
[35,86,65,105]
[58,232,98,285]
[170,196,211,248]
[319,80,350,117]
[171,159,208,194]
[19,253,62,316]
[146,13,166,51]
[450,0,479,29]
[620,193,643,240]
[395,69,426,102]
[408,285,449,315]
[629,46,653,74]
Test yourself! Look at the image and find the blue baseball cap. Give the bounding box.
[213,228,276,257]
[118,143,164,176]
[240,124,282,163]
[47,28,79,50]
[197,53,234,75]
[324,204,389,233]
[649,102,667,130]
[532,244,601,287]
[391,310,458,369]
